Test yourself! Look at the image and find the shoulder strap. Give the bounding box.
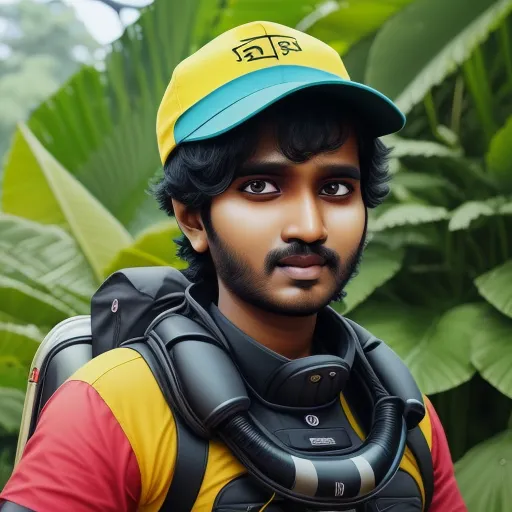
[407,427,434,511]
[126,341,209,512]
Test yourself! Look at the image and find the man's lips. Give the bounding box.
[277,254,326,268]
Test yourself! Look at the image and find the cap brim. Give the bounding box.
[176,68,405,144]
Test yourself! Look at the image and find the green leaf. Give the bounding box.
[0,388,25,432]
[475,260,512,319]
[215,0,319,36]
[391,171,460,195]
[348,301,482,394]
[372,225,443,251]
[0,323,42,390]
[23,0,204,235]
[383,135,463,159]
[304,0,416,56]
[333,244,404,314]
[104,219,187,277]
[455,429,512,510]
[450,196,512,231]
[449,198,500,231]
[366,0,512,114]
[0,213,97,298]
[370,204,449,231]
[0,275,74,326]
[470,306,512,399]
[341,34,375,84]
[1,124,133,282]
[487,115,512,190]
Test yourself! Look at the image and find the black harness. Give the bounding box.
[89,266,434,511]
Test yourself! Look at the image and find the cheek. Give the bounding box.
[209,197,280,253]
[325,200,366,251]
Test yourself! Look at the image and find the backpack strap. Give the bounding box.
[407,427,434,511]
[126,341,209,512]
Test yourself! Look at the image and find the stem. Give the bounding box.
[453,231,465,300]
[445,228,462,299]
[499,22,512,91]
[497,216,509,261]
[449,385,471,461]
[466,232,486,273]
[450,75,465,136]
[423,92,441,141]
[462,49,497,144]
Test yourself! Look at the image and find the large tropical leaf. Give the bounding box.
[302,0,415,55]
[475,260,512,319]
[390,171,461,203]
[333,243,404,314]
[455,429,512,510]
[487,115,512,191]
[0,388,25,433]
[383,135,463,159]
[470,305,512,399]
[449,196,512,231]
[366,0,512,114]
[0,213,97,298]
[370,204,449,231]
[0,322,43,389]
[371,224,443,251]
[214,0,324,36]
[348,301,485,394]
[0,276,74,327]
[2,124,133,282]
[104,219,187,277]
[22,0,204,235]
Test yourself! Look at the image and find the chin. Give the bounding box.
[250,288,338,317]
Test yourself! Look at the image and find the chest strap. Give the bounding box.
[127,341,209,512]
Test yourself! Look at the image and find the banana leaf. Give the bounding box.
[366,0,512,114]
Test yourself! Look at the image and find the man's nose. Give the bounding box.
[281,193,328,244]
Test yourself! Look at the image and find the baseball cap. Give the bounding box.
[156,21,405,164]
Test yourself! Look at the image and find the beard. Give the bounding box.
[206,223,367,318]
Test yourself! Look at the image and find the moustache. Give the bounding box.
[264,241,340,274]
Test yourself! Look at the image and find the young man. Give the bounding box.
[1,21,466,512]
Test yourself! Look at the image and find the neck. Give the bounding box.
[217,283,317,360]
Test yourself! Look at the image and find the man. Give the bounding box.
[1,21,465,511]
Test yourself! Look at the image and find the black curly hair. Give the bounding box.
[152,89,392,284]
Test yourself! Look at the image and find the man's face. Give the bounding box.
[205,122,366,317]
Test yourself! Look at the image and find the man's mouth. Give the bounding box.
[276,254,326,280]
[277,254,326,268]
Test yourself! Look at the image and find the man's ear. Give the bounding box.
[172,199,209,253]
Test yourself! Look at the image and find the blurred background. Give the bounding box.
[1,0,512,509]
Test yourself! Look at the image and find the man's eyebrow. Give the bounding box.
[236,162,289,178]
[236,162,361,179]
[321,164,361,180]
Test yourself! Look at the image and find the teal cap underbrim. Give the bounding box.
[174,65,405,144]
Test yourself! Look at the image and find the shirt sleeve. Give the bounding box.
[426,398,467,512]
[0,380,141,512]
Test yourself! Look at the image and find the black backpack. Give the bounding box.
[15,266,434,511]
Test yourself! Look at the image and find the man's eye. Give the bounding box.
[321,182,352,196]
[242,180,279,194]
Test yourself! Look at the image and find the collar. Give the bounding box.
[186,280,354,408]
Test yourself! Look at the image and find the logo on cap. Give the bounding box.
[232,35,302,63]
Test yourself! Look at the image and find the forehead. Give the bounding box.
[244,120,360,170]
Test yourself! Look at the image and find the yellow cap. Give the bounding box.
[156,21,405,164]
